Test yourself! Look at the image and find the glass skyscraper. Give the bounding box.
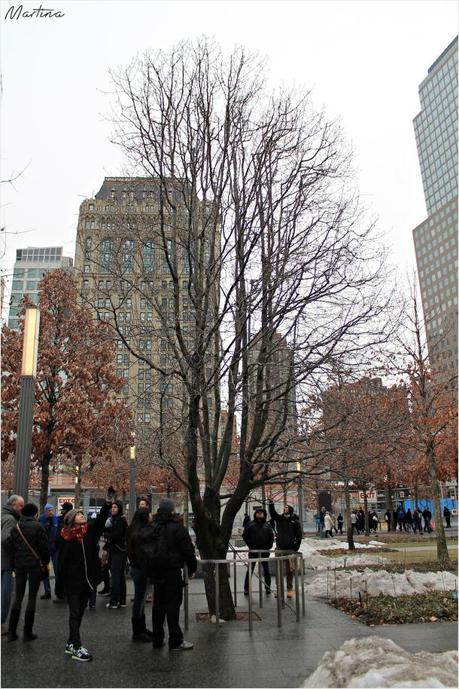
[412,37,458,382]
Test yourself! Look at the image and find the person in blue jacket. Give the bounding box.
[38,503,59,600]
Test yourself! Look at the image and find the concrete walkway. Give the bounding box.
[2,570,457,688]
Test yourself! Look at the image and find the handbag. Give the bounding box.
[16,524,49,580]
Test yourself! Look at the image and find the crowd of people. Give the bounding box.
[1,492,306,662]
[383,505,452,533]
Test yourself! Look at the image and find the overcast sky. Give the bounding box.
[1,0,457,307]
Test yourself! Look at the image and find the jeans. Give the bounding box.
[109,552,127,606]
[244,553,271,592]
[1,570,13,624]
[67,592,89,648]
[11,569,42,615]
[152,570,183,648]
[43,552,59,595]
[131,567,148,619]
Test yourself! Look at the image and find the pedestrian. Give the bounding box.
[405,508,413,532]
[443,506,451,529]
[371,511,379,533]
[7,502,50,642]
[396,505,406,532]
[337,513,343,535]
[126,501,154,642]
[412,508,423,534]
[242,508,274,595]
[38,503,59,600]
[357,509,365,535]
[1,494,25,633]
[54,501,74,603]
[55,499,111,661]
[136,498,196,650]
[314,513,321,534]
[268,501,302,599]
[324,511,334,538]
[384,510,391,531]
[422,507,432,532]
[319,507,326,538]
[350,511,357,535]
[103,501,128,609]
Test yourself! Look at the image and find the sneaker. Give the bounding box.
[40,592,51,600]
[65,643,74,655]
[118,603,127,608]
[105,603,119,609]
[287,590,294,599]
[170,640,194,651]
[72,646,92,662]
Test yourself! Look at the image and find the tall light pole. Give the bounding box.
[14,305,40,502]
[296,461,304,533]
[128,436,136,523]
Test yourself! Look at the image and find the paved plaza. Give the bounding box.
[2,567,457,688]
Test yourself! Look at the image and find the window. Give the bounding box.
[162,239,174,273]
[82,279,89,290]
[89,203,94,211]
[142,242,154,271]
[12,280,23,291]
[84,265,90,273]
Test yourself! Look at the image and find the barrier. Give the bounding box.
[183,549,306,632]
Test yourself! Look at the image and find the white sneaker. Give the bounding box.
[170,640,194,651]
[65,643,74,655]
[72,646,92,662]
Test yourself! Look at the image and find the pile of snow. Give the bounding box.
[301,637,458,688]
[306,568,458,599]
[299,539,389,570]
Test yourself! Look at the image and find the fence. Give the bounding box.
[183,549,306,632]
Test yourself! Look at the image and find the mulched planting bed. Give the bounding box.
[317,547,395,557]
[330,591,458,625]
[195,611,261,622]
[347,560,458,574]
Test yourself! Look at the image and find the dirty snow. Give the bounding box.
[305,567,458,599]
[300,539,389,570]
[302,637,458,687]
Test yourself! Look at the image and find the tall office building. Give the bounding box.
[8,247,73,330]
[412,37,458,382]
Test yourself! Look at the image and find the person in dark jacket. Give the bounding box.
[7,503,49,642]
[126,505,154,642]
[53,501,74,603]
[103,501,128,609]
[443,506,451,528]
[55,501,111,662]
[412,508,423,534]
[242,508,274,595]
[137,498,197,651]
[268,501,302,599]
[336,513,344,535]
[1,494,24,630]
[39,503,59,600]
[422,507,432,532]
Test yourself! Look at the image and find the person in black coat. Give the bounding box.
[268,501,302,598]
[126,504,154,642]
[242,508,274,595]
[103,501,128,609]
[55,501,111,662]
[137,498,197,651]
[443,506,451,528]
[7,503,50,642]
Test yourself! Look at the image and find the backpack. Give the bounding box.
[137,523,171,577]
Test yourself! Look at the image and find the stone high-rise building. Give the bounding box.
[412,37,458,383]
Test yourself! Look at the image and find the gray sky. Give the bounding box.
[1,0,457,306]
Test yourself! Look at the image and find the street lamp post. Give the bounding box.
[296,461,304,533]
[13,305,40,502]
[129,439,136,523]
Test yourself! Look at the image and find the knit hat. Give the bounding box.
[44,503,54,511]
[158,498,175,514]
[61,501,74,514]
[64,508,84,526]
[22,503,39,517]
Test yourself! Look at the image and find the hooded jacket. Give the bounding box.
[242,509,274,552]
[1,505,21,570]
[103,501,127,554]
[38,513,59,554]
[8,516,50,572]
[136,508,197,579]
[55,502,110,596]
[268,502,302,551]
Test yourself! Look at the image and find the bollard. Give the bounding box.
[300,556,306,617]
[233,550,237,608]
[215,563,220,630]
[294,557,300,622]
[248,558,253,633]
[276,558,282,628]
[184,562,189,631]
[258,557,263,609]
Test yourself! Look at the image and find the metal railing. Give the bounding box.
[183,550,306,632]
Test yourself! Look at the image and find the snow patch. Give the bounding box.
[301,637,458,687]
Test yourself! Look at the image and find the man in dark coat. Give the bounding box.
[443,506,451,528]
[39,503,59,599]
[268,501,302,599]
[103,501,128,608]
[242,508,274,595]
[139,498,197,651]
[1,495,24,630]
[422,507,432,532]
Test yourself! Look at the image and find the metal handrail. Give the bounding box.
[183,551,306,633]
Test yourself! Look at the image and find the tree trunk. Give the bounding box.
[40,451,52,510]
[426,444,450,566]
[385,485,395,530]
[344,478,355,550]
[363,487,369,536]
[74,468,82,508]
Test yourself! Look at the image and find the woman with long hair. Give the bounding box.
[126,503,153,642]
[7,503,49,642]
[55,500,111,662]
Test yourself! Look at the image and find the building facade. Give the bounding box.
[7,246,73,330]
[412,37,458,382]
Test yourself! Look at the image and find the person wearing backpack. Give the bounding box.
[6,503,49,642]
[137,498,197,651]
[103,501,128,609]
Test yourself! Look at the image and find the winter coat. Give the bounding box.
[103,506,128,555]
[242,511,274,552]
[55,502,110,596]
[1,505,21,570]
[38,514,59,554]
[324,514,333,531]
[7,516,50,572]
[136,511,197,580]
[268,502,302,551]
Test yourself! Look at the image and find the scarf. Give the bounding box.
[61,523,88,542]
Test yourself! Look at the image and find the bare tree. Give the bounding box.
[77,40,394,617]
